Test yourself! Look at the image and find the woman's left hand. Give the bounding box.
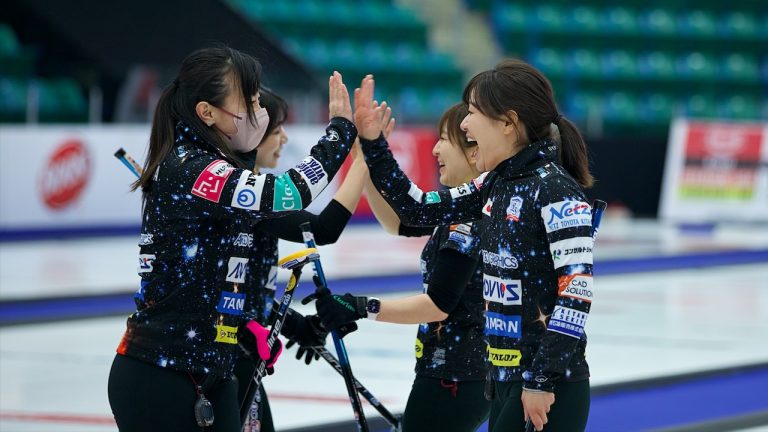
[521,389,555,431]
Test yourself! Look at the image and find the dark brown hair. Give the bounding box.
[132,46,262,193]
[259,88,289,139]
[438,102,474,151]
[462,59,593,188]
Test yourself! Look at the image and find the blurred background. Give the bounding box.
[0,0,766,431]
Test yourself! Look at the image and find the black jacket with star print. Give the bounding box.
[363,135,594,392]
[116,118,356,378]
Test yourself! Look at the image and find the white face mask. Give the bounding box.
[217,107,270,153]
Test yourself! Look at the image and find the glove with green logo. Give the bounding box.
[315,289,368,331]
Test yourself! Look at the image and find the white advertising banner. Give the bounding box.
[0,125,150,237]
[659,119,768,223]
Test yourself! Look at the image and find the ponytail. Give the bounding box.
[556,116,593,188]
[132,84,177,193]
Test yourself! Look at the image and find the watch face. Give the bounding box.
[367,298,381,314]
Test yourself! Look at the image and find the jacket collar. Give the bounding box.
[491,139,558,179]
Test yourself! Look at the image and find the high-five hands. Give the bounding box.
[328,71,352,122]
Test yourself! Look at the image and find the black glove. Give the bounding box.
[315,290,368,331]
[280,310,328,365]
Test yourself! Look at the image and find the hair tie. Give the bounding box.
[552,113,563,125]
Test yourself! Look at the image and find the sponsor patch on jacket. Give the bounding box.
[408,182,424,202]
[214,324,238,344]
[548,306,587,339]
[191,160,234,203]
[482,198,493,216]
[449,183,472,199]
[488,346,522,367]
[226,257,248,283]
[481,250,518,269]
[265,265,278,290]
[138,254,155,273]
[139,233,154,246]
[273,173,301,211]
[542,200,592,233]
[485,312,522,338]
[549,237,593,269]
[483,275,522,305]
[232,171,266,210]
[424,191,441,204]
[216,291,246,315]
[558,274,593,302]
[506,196,523,222]
[415,338,424,359]
[233,232,254,247]
[472,172,489,190]
[294,157,328,199]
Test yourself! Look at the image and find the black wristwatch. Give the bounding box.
[366,297,381,321]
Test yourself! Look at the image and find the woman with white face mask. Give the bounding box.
[107,46,379,431]
[231,89,370,432]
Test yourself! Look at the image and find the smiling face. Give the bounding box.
[432,127,479,187]
[460,103,517,172]
[255,124,287,169]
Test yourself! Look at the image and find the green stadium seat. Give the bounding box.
[721,53,759,82]
[684,94,717,118]
[641,93,676,123]
[0,23,20,56]
[493,4,527,32]
[532,48,566,77]
[601,50,636,78]
[719,95,761,120]
[398,86,427,120]
[568,6,600,34]
[641,9,676,35]
[363,41,392,69]
[679,10,717,37]
[564,92,601,122]
[603,92,637,122]
[637,51,675,79]
[0,77,27,122]
[568,49,601,78]
[303,39,332,69]
[325,1,355,23]
[601,7,638,35]
[676,52,717,80]
[332,39,361,69]
[719,11,759,38]
[533,5,565,32]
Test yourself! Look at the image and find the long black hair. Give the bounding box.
[132,46,262,192]
[462,59,593,188]
[259,88,289,139]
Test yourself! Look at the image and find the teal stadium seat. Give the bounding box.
[363,41,391,69]
[532,5,565,32]
[603,92,637,123]
[568,49,601,78]
[601,7,638,35]
[684,94,717,118]
[601,50,637,78]
[641,9,677,35]
[568,6,600,34]
[398,86,427,120]
[637,51,675,79]
[719,95,761,120]
[0,23,19,55]
[532,48,566,77]
[333,39,361,70]
[719,12,759,38]
[676,52,717,80]
[0,77,27,122]
[564,92,601,122]
[641,93,676,124]
[721,53,759,83]
[494,4,527,32]
[678,10,717,37]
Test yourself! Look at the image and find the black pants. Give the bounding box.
[108,354,240,432]
[233,356,274,432]
[489,380,590,432]
[402,376,490,432]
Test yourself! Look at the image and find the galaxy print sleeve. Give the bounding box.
[176,117,356,220]
[525,182,594,392]
[361,134,485,226]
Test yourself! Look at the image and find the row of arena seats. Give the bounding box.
[0,76,88,123]
[531,49,765,83]
[0,23,88,123]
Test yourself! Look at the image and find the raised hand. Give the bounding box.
[376,101,395,139]
[353,75,384,140]
[328,71,352,122]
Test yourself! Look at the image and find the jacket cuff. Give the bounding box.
[523,373,556,392]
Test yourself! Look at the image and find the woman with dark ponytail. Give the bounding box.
[332,62,595,431]
[107,46,377,431]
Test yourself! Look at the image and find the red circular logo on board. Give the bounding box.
[39,139,91,210]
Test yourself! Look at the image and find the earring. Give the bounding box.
[206,122,214,127]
